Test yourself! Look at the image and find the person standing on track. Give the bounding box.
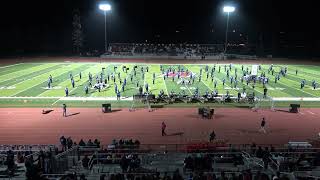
[62,104,67,117]
[162,122,167,136]
[209,130,216,142]
[259,117,267,134]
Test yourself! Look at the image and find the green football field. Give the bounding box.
[0,62,320,108]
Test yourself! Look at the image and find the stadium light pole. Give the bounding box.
[223,6,235,54]
[99,3,111,52]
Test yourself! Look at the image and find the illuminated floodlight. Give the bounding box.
[99,4,111,11]
[223,6,235,13]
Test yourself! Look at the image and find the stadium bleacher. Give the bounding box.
[102,43,257,59]
[2,138,320,179]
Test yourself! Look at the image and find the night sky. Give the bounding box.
[0,0,319,57]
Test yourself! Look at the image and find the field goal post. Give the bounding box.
[252,96,261,111]
[270,96,275,111]
[129,94,152,112]
[252,95,275,112]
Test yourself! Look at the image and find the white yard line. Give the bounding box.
[271,97,320,101]
[51,99,61,106]
[201,80,213,91]
[277,78,316,97]
[0,63,24,68]
[184,83,193,95]
[160,66,169,95]
[143,67,146,94]
[39,64,103,97]
[9,65,81,97]
[0,96,133,101]
[162,76,169,95]
[1,96,320,102]
[0,97,59,99]
[0,64,56,83]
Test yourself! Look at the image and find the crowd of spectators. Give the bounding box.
[59,136,101,151]
[0,145,57,178]
[107,43,226,57]
[53,170,292,180]
[119,154,141,172]
[84,139,142,171]
[184,154,213,172]
[108,139,141,150]
[2,139,320,180]
[25,149,55,179]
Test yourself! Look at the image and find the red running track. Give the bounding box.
[0,107,320,146]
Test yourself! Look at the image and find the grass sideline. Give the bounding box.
[1,98,320,108]
[1,62,320,108]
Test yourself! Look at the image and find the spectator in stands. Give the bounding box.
[263,147,271,169]
[111,139,117,145]
[94,139,101,148]
[17,151,25,163]
[134,139,141,148]
[119,139,124,146]
[60,135,67,151]
[87,139,94,146]
[82,155,90,169]
[272,171,281,180]
[44,151,53,174]
[6,149,15,173]
[270,145,275,153]
[254,170,261,180]
[120,155,129,172]
[163,172,171,180]
[173,169,183,180]
[256,146,263,158]
[38,150,47,173]
[25,156,41,180]
[79,139,86,146]
[313,151,320,166]
[67,137,73,149]
[128,154,141,172]
[220,171,227,180]
[100,174,106,180]
[184,156,194,172]
[251,143,257,155]
[243,169,253,180]
[80,174,87,180]
[24,146,33,158]
[60,172,77,179]
[204,154,213,171]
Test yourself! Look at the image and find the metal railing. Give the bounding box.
[0,144,56,151]
[241,151,264,169]
[52,146,80,173]
[74,143,320,153]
